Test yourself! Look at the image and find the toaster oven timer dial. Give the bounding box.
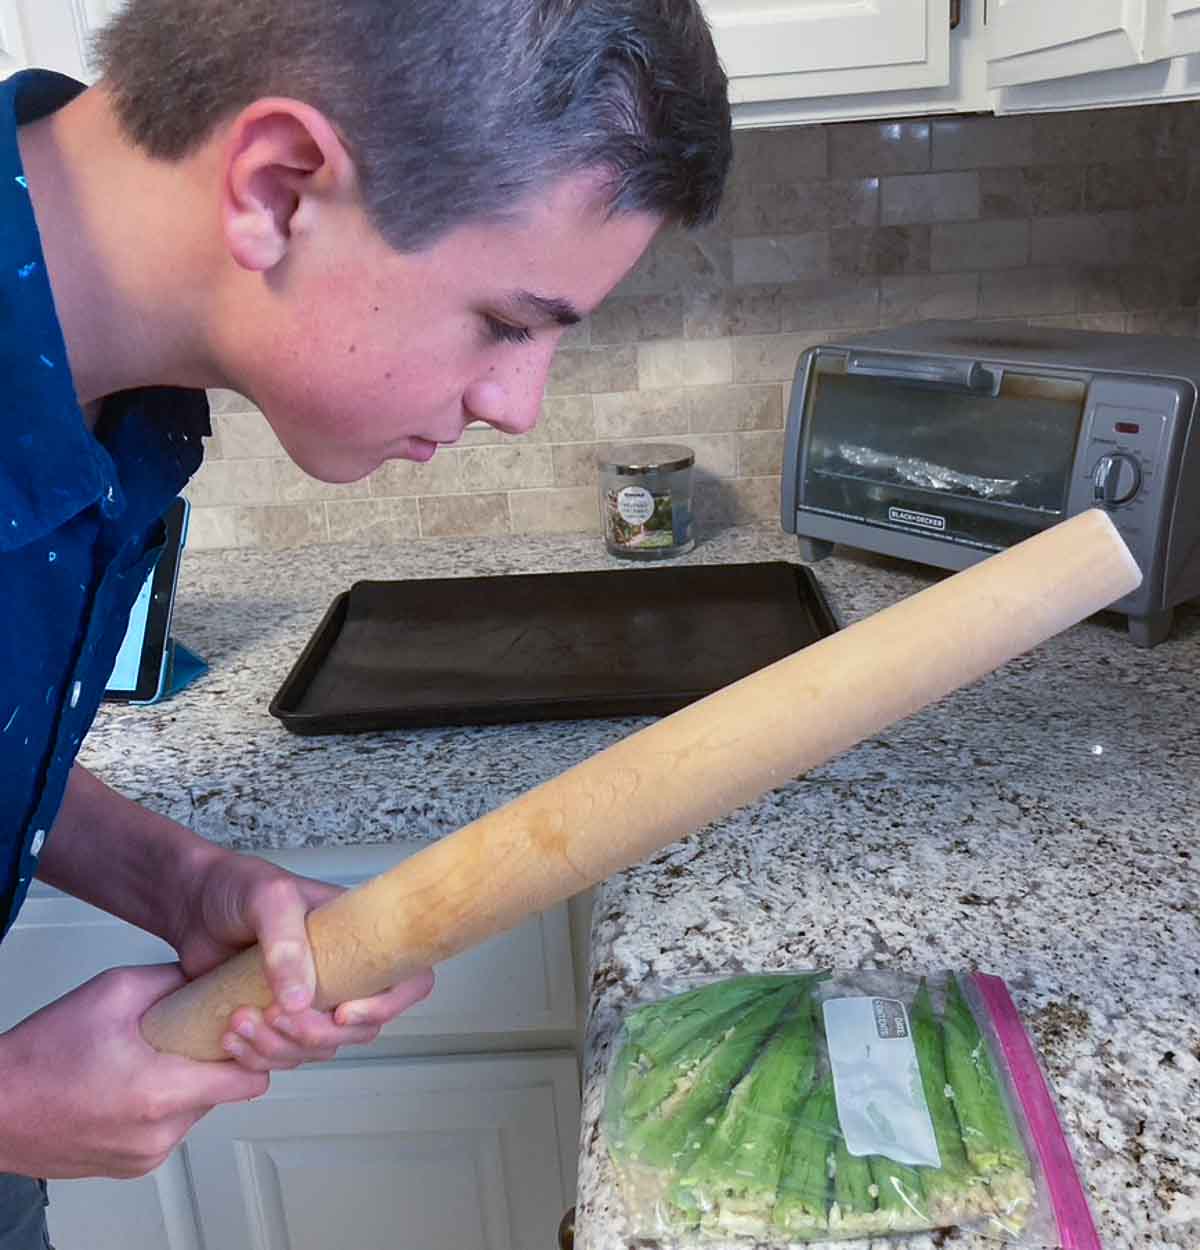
[1092,452,1142,507]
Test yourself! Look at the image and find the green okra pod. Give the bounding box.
[773,1075,838,1236]
[621,981,810,1168]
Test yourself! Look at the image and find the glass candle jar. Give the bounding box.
[598,442,695,560]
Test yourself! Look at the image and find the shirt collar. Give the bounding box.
[0,71,209,553]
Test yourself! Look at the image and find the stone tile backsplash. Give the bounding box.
[186,104,1200,551]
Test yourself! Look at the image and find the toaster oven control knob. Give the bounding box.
[1092,452,1141,507]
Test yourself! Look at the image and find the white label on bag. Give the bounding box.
[823,996,941,1168]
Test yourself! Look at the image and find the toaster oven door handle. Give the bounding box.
[847,352,1001,396]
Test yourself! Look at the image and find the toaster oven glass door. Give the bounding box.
[799,358,1088,550]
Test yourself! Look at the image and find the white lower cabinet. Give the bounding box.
[44,1054,579,1250]
[0,844,580,1250]
[184,1055,578,1250]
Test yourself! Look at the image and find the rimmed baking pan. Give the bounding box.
[269,561,838,734]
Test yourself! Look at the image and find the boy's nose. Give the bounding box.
[464,363,551,436]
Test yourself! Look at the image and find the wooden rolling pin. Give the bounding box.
[143,508,1141,1060]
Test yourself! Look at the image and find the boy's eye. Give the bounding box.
[484,315,534,346]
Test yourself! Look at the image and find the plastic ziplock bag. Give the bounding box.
[601,969,1100,1247]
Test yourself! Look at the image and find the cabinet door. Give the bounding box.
[1145,0,1200,59]
[48,1155,204,1250]
[702,0,951,104]
[987,0,1148,88]
[0,3,29,78]
[185,1054,580,1250]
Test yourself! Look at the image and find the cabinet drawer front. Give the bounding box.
[0,844,575,1046]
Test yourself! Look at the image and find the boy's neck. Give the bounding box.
[17,85,224,418]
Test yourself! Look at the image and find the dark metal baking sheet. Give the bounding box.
[269,561,838,734]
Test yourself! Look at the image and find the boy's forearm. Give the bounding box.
[34,764,227,944]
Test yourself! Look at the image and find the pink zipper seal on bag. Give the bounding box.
[971,973,1103,1250]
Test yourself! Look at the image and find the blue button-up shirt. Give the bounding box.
[0,70,209,937]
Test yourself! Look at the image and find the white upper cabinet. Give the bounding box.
[1145,0,1200,59]
[988,0,1200,89]
[987,0,1146,88]
[0,4,29,78]
[703,0,952,104]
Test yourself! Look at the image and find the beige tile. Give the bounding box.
[931,115,1033,170]
[369,451,462,497]
[1028,312,1127,333]
[594,389,689,440]
[880,273,978,324]
[537,395,597,443]
[1131,205,1198,265]
[200,430,223,461]
[212,411,284,459]
[881,172,979,225]
[638,339,733,389]
[978,268,1076,318]
[1124,309,1199,336]
[685,433,737,479]
[1069,266,1125,313]
[552,442,603,488]
[234,504,327,549]
[733,127,829,182]
[419,493,510,537]
[1076,264,1199,313]
[829,177,880,228]
[829,120,930,178]
[732,234,831,285]
[206,388,257,415]
[509,488,601,536]
[732,334,815,384]
[272,459,370,504]
[458,444,555,491]
[830,226,931,276]
[546,345,639,395]
[725,180,829,237]
[1032,108,1161,165]
[737,430,786,477]
[589,294,684,344]
[930,220,1030,271]
[778,277,880,331]
[612,228,732,296]
[1030,214,1135,266]
[558,318,591,349]
[1085,160,1188,212]
[693,476,781,526]
[683,287,782,338]
[326,498,420,544]
[979,166,1084,219]
[185,458,276,508]
[686,385,783,434]
[185,507,240,551]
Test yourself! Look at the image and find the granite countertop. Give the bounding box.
[82,523,1199,1250]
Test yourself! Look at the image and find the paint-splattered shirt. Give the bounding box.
[0,70,210,937]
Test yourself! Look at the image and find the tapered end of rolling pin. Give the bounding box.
[141,509,1141,1061]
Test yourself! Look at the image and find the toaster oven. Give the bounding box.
[781,321,1200,646]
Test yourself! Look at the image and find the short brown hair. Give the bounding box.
[96,0,731,250]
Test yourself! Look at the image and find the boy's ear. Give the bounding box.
[220,99,357,272]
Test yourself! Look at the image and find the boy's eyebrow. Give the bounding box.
[507,290,583,326]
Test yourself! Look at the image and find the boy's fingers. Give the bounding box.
[248,885,318,1012]
[334,969,435,1028]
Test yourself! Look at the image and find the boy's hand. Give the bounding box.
[0,964,267,1178]
[170,851,434,1072]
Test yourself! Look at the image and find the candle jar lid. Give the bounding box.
[599,442,695,476]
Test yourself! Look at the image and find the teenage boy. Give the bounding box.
[0,0,730,1243]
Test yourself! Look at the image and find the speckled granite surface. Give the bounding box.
[81,524,1199,1250]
